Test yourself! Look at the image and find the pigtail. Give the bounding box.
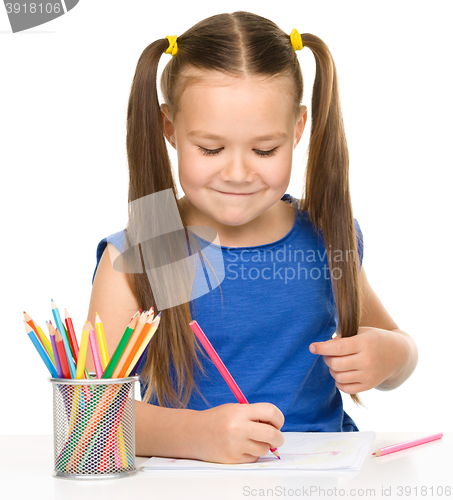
[125,38,205,408]
[299,35,364,406]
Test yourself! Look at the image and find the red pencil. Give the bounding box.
[189,320,281,459]
[65,309,80,363]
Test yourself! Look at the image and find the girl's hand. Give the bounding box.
[309,327,405,394]
[194,402,284,464]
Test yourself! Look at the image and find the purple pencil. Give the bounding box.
[47,321,63,378]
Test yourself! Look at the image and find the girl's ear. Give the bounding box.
[294,105,308,149]
[161,103,177,149]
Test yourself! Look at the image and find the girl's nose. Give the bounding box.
[219,155,255,183]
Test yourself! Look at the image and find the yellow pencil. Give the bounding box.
[117,422,128,467]
[95,313,109,370]
[76,321,90,379]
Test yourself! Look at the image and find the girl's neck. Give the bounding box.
[178,196,295,248]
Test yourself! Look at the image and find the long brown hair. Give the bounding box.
[125,11,364,407]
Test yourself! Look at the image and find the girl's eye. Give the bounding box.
[254,147,278,157]
[198,147,278,157]
[198,147,223,156]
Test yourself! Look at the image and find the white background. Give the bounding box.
[1,1,451,435]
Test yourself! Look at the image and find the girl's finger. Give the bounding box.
[323,352,361,372]
[329,368,361,384]
[246,420,284,451]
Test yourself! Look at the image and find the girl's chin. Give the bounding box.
[210,211,255,227]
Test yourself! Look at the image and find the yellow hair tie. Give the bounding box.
[290,29,303,52]
[165,35,178,56]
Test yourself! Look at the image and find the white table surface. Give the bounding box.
[0,433,450,500]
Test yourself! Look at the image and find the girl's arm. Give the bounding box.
[309,266,418,393]
[86,243,284,461]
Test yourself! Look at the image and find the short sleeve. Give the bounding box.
[354,218,364,271]
[92,229,126,284]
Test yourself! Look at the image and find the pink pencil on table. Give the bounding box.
[87,320,103,378]
[372,433,443,457]
[189,320,281,460]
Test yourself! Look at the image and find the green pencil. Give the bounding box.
[102,316,138,379]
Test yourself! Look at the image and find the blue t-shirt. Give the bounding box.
[93,194,364,432]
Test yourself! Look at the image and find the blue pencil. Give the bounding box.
[24,321,58,378]
[51,299,76,378]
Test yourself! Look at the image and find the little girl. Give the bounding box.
[87,11,418,464]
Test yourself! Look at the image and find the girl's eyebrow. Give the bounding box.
[187,130,288,141]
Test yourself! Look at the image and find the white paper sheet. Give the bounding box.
[141,431,376,471]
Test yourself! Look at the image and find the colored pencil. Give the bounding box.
[88,320,103,378]
[113,311,148,378]
[125,312,161,377]
[102,316,139,379]
[98,392,131,470]
[76,321,90,379]
[189,320,280,459]
[64,309,90,379]
[53,325,71,379]
[95,313,109,370]
[64,309,80,361]
[51,299,76,378]
[372,433,443,457]
[116,422,129,468]
[69,385,82,433]
[47,321,69,378]
[46,322,63,378]
[24,321,58,378]
[120,309,155,378]
[24,312,55,364]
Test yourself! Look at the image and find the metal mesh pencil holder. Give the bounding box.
[50,376,139,480]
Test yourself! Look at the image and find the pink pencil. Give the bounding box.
[372,433,443,457]
[189,320,280,459]
[87,320,103,378]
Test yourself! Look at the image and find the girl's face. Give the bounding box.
[161,71,307,235]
